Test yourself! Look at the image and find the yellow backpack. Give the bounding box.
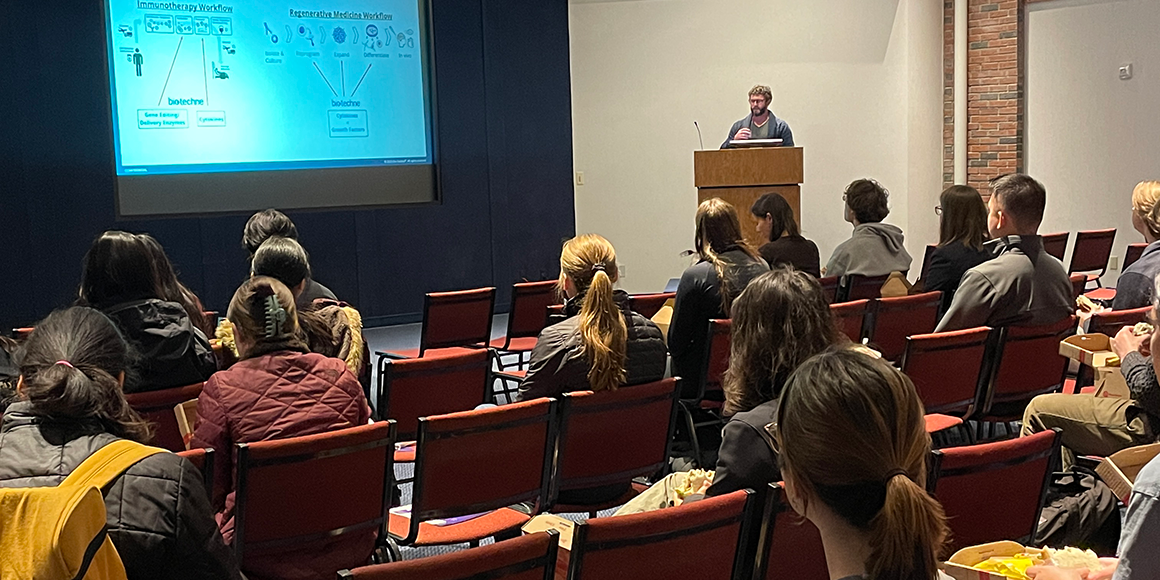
[0,440,165,580]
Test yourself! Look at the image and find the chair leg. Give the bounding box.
[678,404,703,469]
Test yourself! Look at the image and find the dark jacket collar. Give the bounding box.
[1,401,104,436]
[988,234,1043,257]
[563,289,631,318]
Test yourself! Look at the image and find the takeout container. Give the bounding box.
[522,513,574,580]
[1096,442,1160,504]
[1059,334,1130,399]
[943,541,1048,580]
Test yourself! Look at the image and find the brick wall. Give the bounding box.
[943,0,1026,196]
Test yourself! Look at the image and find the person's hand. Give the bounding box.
[1026,566,1087,580]
[1086,558,1119,580]
[694,478,712,495]
[734,128,751,140]
[1112,325,1151,358]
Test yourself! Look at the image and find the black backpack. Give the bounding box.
[1034,468,1120,552]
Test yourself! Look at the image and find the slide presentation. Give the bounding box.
[103,0,437,216]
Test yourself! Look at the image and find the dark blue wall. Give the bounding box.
[0,0,574,329]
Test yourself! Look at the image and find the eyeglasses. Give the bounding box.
[934,206,943,216]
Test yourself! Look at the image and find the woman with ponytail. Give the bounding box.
[1111,181,1160,310]
[191,277,370,580]
[773,348,952,580]
[518,234,667,402]
[0,307,241,580]
[669,198,769,398]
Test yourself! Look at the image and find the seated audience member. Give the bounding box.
[1027,454,1160,580]
[823,179,913,278]
[242,208,337,308]
[750,193,820,277]
[775,348,953,580]
[1023,289,1159,469]
[0,307,240,580]
[0,337,18,414]
[669,198,769,397]
[925,185,992,316]
[1112,181,1160,311]
[250,236,368,382]
[76,231,216,392]
[708,268,842,497]
[518,234,666,402]
[191,277,370,580]
[936,174,1073,332]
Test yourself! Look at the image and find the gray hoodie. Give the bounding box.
[824,222,913,278]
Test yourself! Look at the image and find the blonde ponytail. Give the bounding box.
[579,269,628,392]
[867,473,950,580]
[559,235,629,393]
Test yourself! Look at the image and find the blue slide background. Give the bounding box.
[105,1,432,175]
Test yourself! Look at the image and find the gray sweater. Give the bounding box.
[824,222,913,278]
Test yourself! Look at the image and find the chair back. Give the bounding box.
[420,287,497,355]
[176,447,215,501]
[830,300,870,343]
[866,291,942,361]
[919,244,937,283]
[817,276,840,303]
[840,273,893,302]
[405,400,556,544]
[1088,306,1152,337]
[695,319,732,402]
[753,484,828,580]
[900,327,993,418]
[504,281,560,344]
[1041,232,1069,261]
[629,292,675,319]
[1124,242,1148,270]
[233,421,396,567]
[930,429,1060,549]
[982,317,1075,419]
[554,379,680,502]
[1069,228,1117,275]
[567,489,757,580]
[378,349,492,439]
[1069,274,1087,302]
[338,530,560,580]
[124,383,205,452]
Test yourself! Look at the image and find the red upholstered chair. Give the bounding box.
[1069,274,1087,302]
[124,382,204,452]
[377,349,492,467]
[338,531,560,580]
[176,447,215,501]
[1124,242,1148,270]
[552,378,681,517]
[1088,305,1151,337]
[839,273,894,302]
[389,399,557,550]
[979,317,1076,421]
[753,483,828,580]
[817,276,840,303]
[865,291,943,362]
[678,319,731,466]
[232,421,396,572]
[830,300,870,344]
[899,327,994,420]
[490,281,559,370]
[930,429,1060,550]
[1069,228,1117,288]
[1041,232,1069,261]
[629,292,675,319]
[566,489,759,580]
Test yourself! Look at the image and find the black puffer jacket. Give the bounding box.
[102,299,217,393]
[0,402,241,580]
[518,290,668,401]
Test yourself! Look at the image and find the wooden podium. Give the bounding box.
[693,147,804,248]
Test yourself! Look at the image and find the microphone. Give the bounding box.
[694,121,704,150]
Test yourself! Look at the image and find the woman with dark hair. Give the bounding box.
[926,185,992,316]
[669,198,769,398]
[750,193,820,277]
[77,231,216,393]
[774,349,952,580]
[138,233,213,335]
[241,209,337,308]
[824,179,913,278]
[0,307,241,580]
[192,276,370,580]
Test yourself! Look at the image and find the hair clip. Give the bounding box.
[263,295,287,339]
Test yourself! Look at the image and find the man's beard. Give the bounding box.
[751,106,768,116]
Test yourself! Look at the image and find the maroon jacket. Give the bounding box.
[191,349,372,580]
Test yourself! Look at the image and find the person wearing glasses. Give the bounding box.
[823,179,912,278]
[772,348,954,580]
[720,85,794,148]
[924,185,992,317]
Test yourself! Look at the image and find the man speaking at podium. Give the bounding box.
[721,85,794,148]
